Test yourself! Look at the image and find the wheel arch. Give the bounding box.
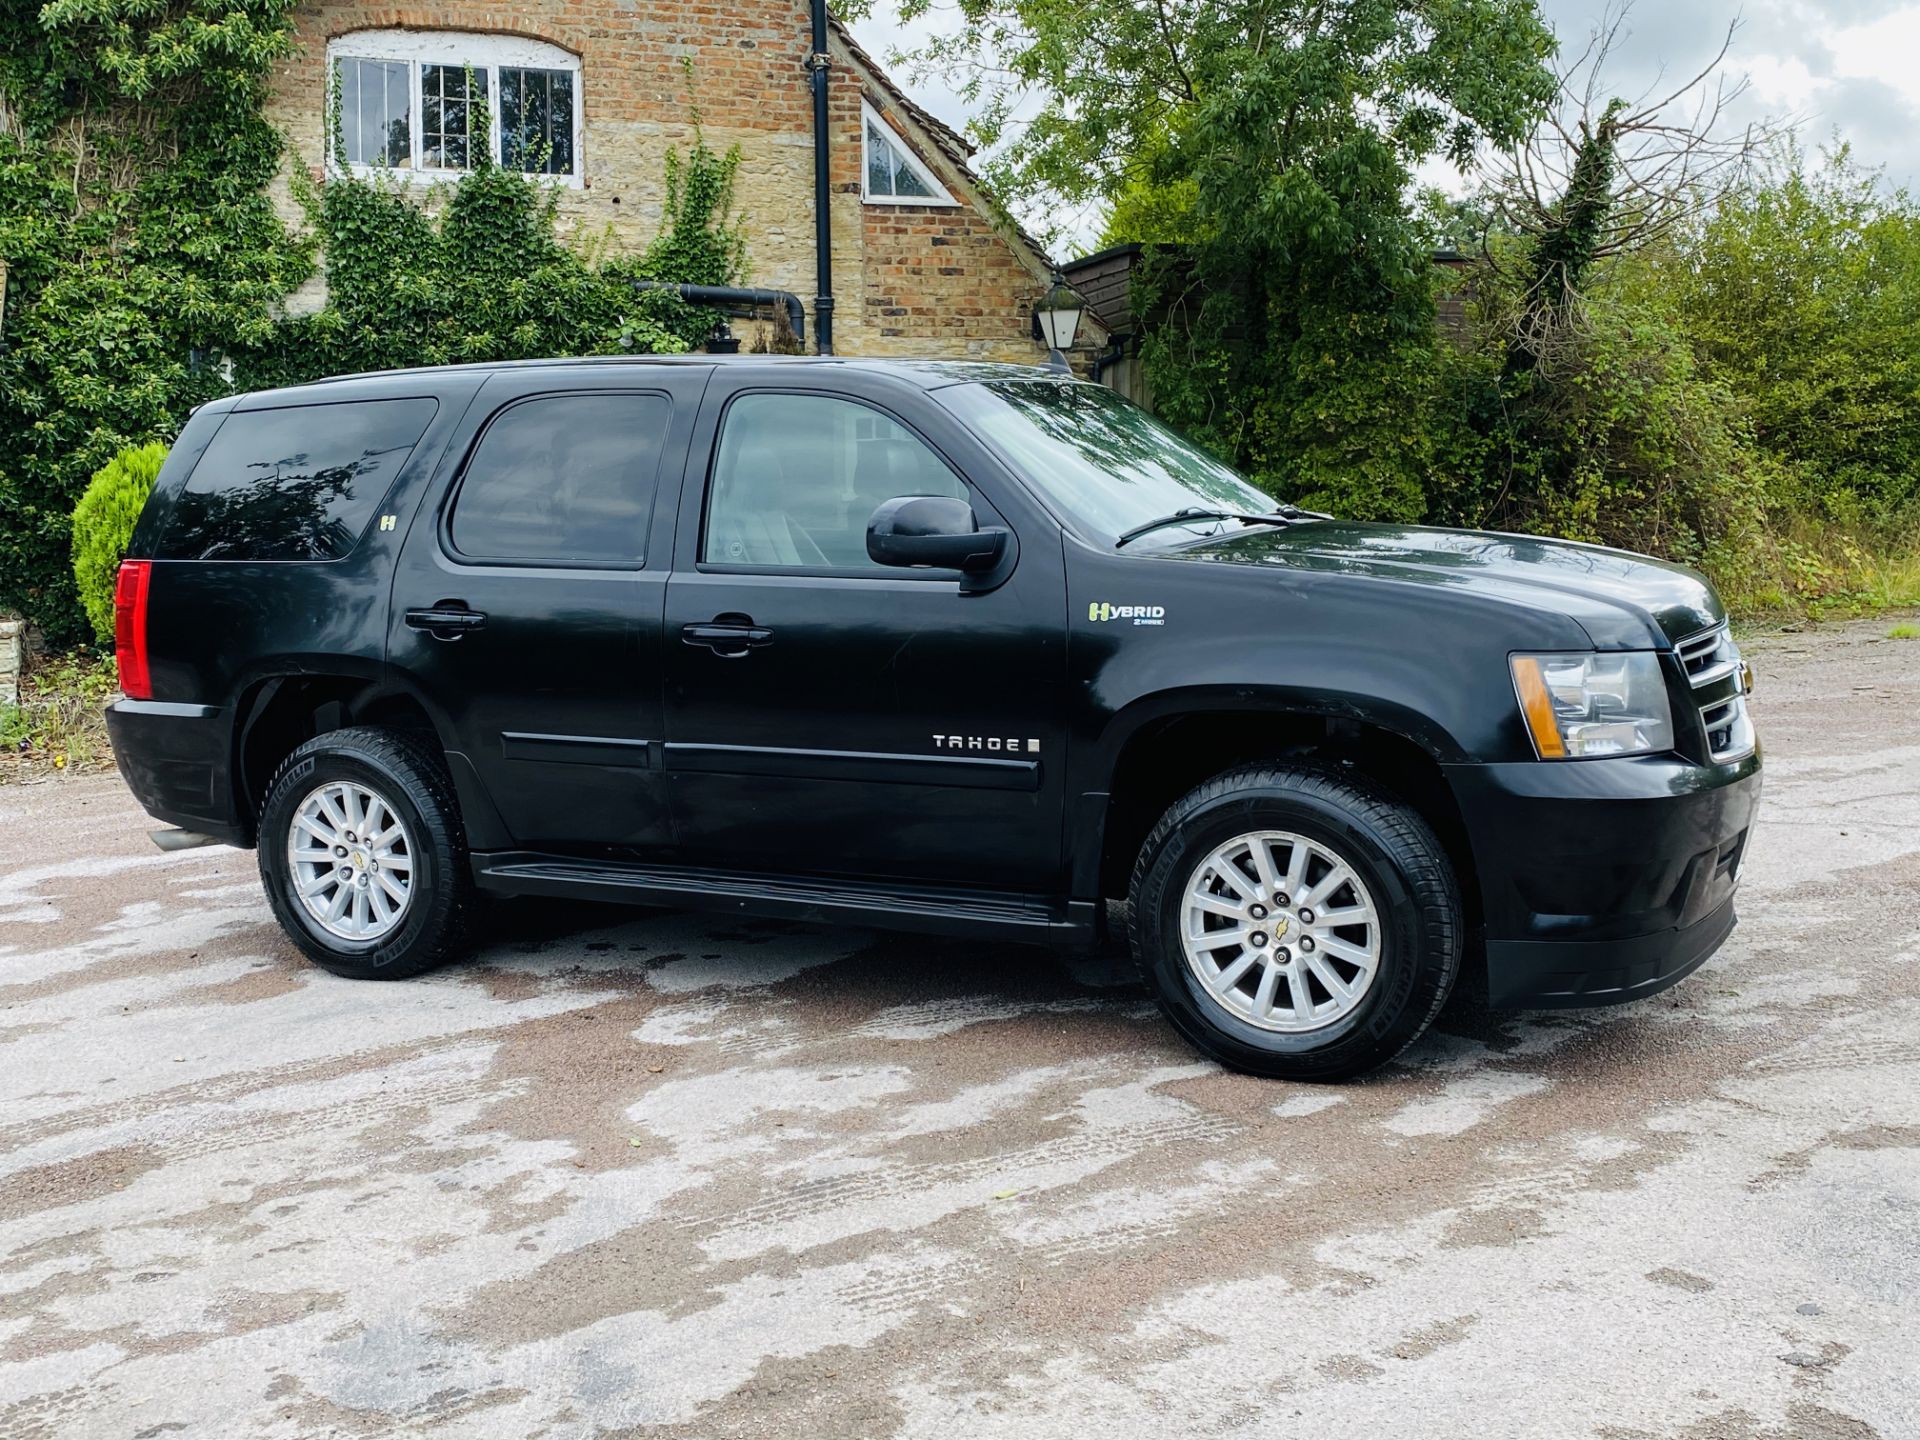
[1084,690,1481,933]
[231,670,481,844]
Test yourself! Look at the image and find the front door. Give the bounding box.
[663,376,1067,891]
[389,368,706,853]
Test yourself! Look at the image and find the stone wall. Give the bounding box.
[266,0,1054,363]
[0,618,22,708]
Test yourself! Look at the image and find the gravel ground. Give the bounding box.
[2,619,1916,1439]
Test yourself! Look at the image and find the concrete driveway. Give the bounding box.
[2,621,1916,1439]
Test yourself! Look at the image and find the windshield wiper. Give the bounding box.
[1115,507,1296,548]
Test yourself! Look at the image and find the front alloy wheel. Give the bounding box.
[1129,761,1461,1080]
[1180,830,1382,1034]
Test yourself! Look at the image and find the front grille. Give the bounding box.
[1676,621,1755,763]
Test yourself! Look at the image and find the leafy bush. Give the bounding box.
[1663,144,1920,528]
[70,442,168,644]
[246,123,749,389]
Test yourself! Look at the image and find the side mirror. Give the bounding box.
[866,495,1008,574]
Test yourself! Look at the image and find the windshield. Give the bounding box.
[937,379,1281,546]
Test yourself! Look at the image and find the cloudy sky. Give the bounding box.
[846,0,1920,252]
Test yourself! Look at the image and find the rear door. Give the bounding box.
[388,365,710,854]
[661,371,1070,891]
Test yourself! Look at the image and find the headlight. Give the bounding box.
[1510,652,1675,759]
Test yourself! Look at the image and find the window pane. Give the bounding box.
[451,394,669,563]
[704,394,967,569]
[421,64,486,170]
[501,67,574,175]
[866,117,940,200]
[160,399,438,562]
[866,121,893,195]
[337,58,410,167]
[891,149,936,197]
[937,380,1276,546]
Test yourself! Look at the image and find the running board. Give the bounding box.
[471,852,1098,946]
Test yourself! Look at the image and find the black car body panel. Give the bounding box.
[108,356,1761,1008]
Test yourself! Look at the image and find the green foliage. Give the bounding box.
[0,648,119,777]
[248,116,748,386]
[70,440,167,643]
[2,3,751,640]
[1420,141,1920,615]
[952,0,1558,515]
[0,0,312,643]
[1888,624,1917,640]
[1428,255,1769,570]
[1661,143,1920,527]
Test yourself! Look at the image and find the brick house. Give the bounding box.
[266,0,1094,362]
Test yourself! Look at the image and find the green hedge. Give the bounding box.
[70,442,167,645]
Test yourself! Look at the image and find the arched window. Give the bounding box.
[327,31,583,184]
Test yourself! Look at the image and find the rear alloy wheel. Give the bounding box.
[258,726,475,980]
[287,779,416,943]
[1129,762,1461,1081]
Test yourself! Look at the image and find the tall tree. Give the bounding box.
[866,0,1558,516]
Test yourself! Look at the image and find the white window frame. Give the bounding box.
[326,30,584,187]
[860,99,958,207]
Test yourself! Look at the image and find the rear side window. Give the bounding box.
[448,392,669,564]
[158,398,438,562]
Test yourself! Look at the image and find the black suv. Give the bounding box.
[107,357,1761,1079]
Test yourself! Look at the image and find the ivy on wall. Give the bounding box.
[1,4,751,642]
[248,78,752,386]
[0,0,311,643]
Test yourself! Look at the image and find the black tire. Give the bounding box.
[1127,761,1460,1081]
[257,726,475,980]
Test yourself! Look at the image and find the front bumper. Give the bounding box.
[1445,750,1761,1008]
[105,699,247,847]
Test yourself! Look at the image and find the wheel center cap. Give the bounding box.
[1271,914,1290,939]
[352,849,370,870]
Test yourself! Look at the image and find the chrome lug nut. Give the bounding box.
[1298,907,1315,925]
[1300,935,1316,952]
[1249,903,1268,921]
[1250,932,1268,948]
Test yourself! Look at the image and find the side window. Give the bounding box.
[449,392,669,564]
[159,397,437,562]
[704,393,968,570]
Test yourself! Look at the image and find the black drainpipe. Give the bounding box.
[807,0,835,355]
[626,281,806,346]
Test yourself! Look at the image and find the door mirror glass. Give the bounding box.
[866,495,1007,573]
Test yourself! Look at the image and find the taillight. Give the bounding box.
[113,560,153,700]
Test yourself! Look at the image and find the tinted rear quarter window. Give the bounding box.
[159,398,438,562]
[448,392,670,564]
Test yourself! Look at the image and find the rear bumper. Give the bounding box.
[1445,751,1761,1009]
[105,700,247,847]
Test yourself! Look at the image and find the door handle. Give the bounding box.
[405,603,487,640]
[681,616,773,657]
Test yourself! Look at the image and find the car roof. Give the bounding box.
[242,355,1067,405]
